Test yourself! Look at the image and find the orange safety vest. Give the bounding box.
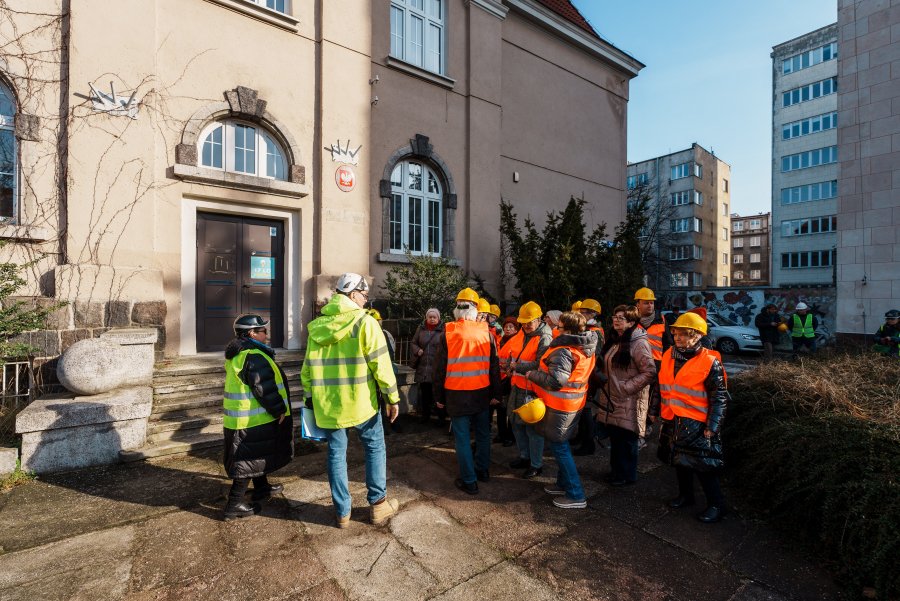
[658,347,716,422]
[642,321,665,361]
[444,320,492,390]
[501,328,542,389]
[588,324,605,340]
[551,327,561,339]
[533,346,596,412]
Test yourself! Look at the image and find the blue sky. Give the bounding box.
[572,1,838,216]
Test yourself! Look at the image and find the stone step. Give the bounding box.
[153,367,302,394]
[147,417,224,444]
[153,352,304,378]
[119,433,224,462]
[153,392,222,413]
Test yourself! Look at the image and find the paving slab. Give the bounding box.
[728,582,795,601]
[431,560,563,601]
[725,523,842,601]
[0,526,134,600]
[518,511,745,601]
[390,502,503,587]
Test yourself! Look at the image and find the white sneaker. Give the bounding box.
[553,496,587,509]
[543,484,566,496]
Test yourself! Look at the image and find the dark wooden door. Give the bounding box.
[196,213,284,352]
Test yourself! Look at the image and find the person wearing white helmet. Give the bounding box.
[300,273,401,528]
[787,302,818,358]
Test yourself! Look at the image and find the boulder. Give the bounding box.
[56,338,127,395]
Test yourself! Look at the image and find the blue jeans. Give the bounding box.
[324,412,386,518]
[550,440,584,501]
[511,421,544,468]
[451,410,491,484]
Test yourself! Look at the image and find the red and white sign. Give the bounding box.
[335,165,356,192]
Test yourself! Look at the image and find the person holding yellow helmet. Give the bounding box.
[572,298,605,456]
[754,304,783,361]
[657,312,729,523]
[503,300,553,478]
[525,311,598,508]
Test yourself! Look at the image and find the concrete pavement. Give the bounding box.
[0,419,841,601]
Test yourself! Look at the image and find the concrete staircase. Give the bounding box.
[120,351,304,462]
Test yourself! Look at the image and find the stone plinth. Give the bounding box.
[99,328,157,387]
[0,447,17,475]
[396,365,417,415]
[16,387,152,474]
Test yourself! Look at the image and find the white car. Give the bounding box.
[663,311,763,355]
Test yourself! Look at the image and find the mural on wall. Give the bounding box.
[659,287,836,344]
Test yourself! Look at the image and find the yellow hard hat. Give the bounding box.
[634,287,656,301]
[571,300,582,311]
[489,304,502,317]
[476,298,491,314]
[366,308,382,321]
[456,287,480,303]
[513,398,546,424]
[517,301,543,323]
[777,323,789,333]
[580,298,602,314]
[672,312,707,335]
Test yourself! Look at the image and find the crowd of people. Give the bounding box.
[219,272,896,528]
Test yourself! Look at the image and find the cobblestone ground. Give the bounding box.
[0,419,841,601]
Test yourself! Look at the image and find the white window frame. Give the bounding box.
[750,236,761,247]
[198,120,287,181]
[781,180,838,205]
[733,255,744,264]
[733,221,744,232]
[389,159,442,256]
[749,219,761,229]
[722,252,728,265]
[670,272,689,287]
[722,227,728,241]
[783,42,838,74]
[390,0,446,76]
[750,253,761,263]
[248,0,289,13]
[0,82,17,223]
[734,271,744,280]
[733,238,744,248]
[750,269,761,280]
[671,162,690,180]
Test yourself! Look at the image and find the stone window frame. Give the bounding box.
[377,134,457,264]
[0,73,49,241]
[173,86,308,198]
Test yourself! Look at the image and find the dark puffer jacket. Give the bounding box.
[657,344,728,472]
[410,322,444,383]
[223,337,294,479]
[527,330,598,443]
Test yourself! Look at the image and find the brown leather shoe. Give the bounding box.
[370,498,399,525]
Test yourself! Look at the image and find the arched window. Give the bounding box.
[389,160,442,255]
[198,120,286,180]
[0,82,16,222]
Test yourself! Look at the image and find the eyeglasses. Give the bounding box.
[253,328,268,334]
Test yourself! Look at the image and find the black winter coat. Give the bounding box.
[223,337,294,479]
[755,310,782,344]
[657,344,728,473]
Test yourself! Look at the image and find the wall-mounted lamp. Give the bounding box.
[513,171,520,183]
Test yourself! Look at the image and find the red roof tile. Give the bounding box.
[533,0,599,38]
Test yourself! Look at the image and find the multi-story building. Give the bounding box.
[835,0,900,339]
[627,143,732,291]
[770,24,839,288]
[0,0,642,359]
[730,213,770,286]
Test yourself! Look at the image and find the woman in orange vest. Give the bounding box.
[598,305,657,486]
[525,311,597,508]
[657,312,729,523]
[505,301,553,479]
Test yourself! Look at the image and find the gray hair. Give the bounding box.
[453,302,478,321]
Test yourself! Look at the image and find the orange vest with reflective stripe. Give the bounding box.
[533,346,596,412]
[658,347,715,422]
[501,329,542,389]
[588,324,605,341]
[444,320,492,390]
[643,322,665,361]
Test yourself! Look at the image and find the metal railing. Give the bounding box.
[1,359,33,444]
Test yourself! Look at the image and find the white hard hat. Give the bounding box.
[336,272,369,294]
[795,302,809,310]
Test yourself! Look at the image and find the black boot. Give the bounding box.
[251,483,284,502]
[224,501,259,521]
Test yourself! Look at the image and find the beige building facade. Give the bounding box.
[729,213,771,287]
[835,0,900,338]
[627,144,732,291]
[0,0,641,364]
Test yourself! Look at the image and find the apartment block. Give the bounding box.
[730,213,771,286]
[835,0,900,338]
[770,24,840,287]
[627,143,732,291]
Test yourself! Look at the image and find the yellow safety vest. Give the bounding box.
[223,349,289,430]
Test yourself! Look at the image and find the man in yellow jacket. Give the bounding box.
[301,273,400,528]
